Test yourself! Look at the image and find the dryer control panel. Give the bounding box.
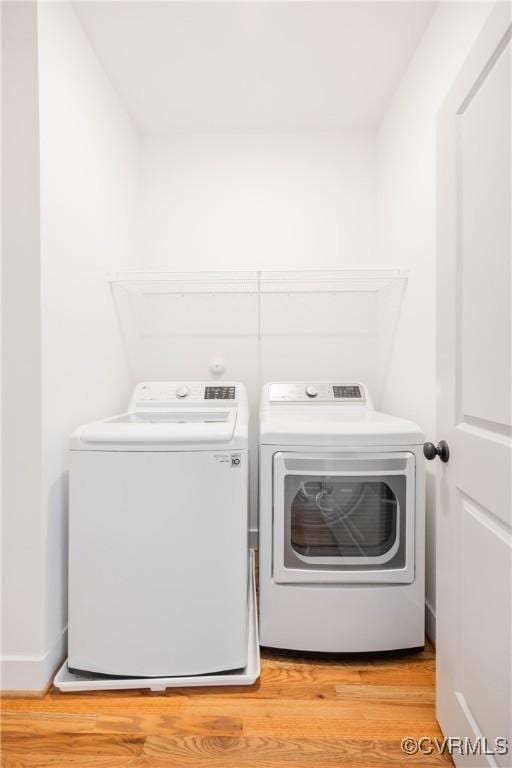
[268,382,367,404]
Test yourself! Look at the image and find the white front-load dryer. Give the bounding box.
[259,381,425,652]
[68,382,249,677]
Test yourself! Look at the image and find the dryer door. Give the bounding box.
[272,452,415,584]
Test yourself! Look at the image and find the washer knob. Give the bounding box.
[176,386,189,399]
[305,385,318,398]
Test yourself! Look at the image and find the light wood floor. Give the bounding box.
[1,642,450,767]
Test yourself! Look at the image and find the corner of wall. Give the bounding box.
[425,600,436,647]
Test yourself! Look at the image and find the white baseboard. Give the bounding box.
[425,599,436,647]
[1,627,67,693]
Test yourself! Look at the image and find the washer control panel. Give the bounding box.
[332,385,362,399]
[131,382,238,408]
[204,385,236,400]
[269,382,366,403]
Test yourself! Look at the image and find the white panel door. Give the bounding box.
[437,4,511,765]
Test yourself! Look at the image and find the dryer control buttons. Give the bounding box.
[305,385,318,398]
[176,386,189,398]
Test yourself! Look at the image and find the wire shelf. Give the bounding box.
[109,269,408,295]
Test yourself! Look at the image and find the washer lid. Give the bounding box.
[259,408,424,446]
[74,409,236,447]
[108,411,230,424]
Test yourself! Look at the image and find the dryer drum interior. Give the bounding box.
[290,479,398,557]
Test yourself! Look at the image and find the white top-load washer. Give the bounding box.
[68,382,249,678]
[259,381,425,652]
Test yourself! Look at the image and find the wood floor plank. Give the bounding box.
[1,756,138,768]
[242,714,444,740]
[1,733,144,757]
[1,693,189,715]
[335,683,435,704]
[1,711,244,738]
[140,735,451,767]
[178,696,440,722]
[1,711,442,741]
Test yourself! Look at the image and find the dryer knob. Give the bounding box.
[176,386,189,399]
[305,385,318,398]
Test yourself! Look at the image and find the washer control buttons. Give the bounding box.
[305,385,318,398]
[176,386,189,399]
[333,385,362,399]
[204,386,236,400]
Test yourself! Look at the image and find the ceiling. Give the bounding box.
[72,1,436,134]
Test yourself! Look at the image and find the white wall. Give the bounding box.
[376,0,493,642]
[1,1,45,690]
[139,131,377,270]
[1,0,139,690]
[37,0,139,667]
